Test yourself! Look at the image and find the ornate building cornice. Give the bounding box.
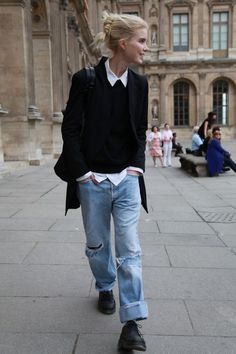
[165,0,196,11]
[207,0,236,9]
[0,0,26,6]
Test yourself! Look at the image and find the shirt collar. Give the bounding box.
[105,59,128,87]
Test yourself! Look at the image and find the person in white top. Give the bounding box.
[162,123,173,167]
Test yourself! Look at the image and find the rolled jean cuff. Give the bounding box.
[119,301,148,323]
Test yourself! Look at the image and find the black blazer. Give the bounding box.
[59,57,148,214]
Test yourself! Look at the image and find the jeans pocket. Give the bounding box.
[79,178,92,184]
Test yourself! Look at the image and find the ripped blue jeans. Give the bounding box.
[77,174,148,323]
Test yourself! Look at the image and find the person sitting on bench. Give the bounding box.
[206,128,236,176]
[191,126,203,156]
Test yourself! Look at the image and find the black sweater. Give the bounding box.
[89,79,136,173]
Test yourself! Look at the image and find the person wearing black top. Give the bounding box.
[60,12,149,352]
[198,111,217,140]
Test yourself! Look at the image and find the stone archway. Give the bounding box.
[207,76,236,128]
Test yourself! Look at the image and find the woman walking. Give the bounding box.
[59,12,149,352]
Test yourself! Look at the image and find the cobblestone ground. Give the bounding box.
[0,140,236,353]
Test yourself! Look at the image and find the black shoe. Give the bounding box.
[98,290,116,315]
[118,320,146,352]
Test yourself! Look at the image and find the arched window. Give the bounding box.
[174,81,189,126]
[213,80,228,125]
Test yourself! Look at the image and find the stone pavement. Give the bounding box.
[1,142,236,354]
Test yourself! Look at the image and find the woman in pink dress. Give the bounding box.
[147,126,163,167]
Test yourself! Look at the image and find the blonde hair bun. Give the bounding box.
[93,12,148,55]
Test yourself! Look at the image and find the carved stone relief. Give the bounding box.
[151,25,158,46]
[31,0,48,30]
[149,3,158,17]
[151,99,159,119]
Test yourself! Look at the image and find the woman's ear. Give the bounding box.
[119,38,127,51]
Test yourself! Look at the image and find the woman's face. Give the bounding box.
[153,126,158,133]
[213,131,221,140]
[122,27,148,64]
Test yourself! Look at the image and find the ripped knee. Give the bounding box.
[116,254,141,269]
[86,243,103,258]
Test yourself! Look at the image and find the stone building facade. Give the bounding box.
[0,0,236,171]
[0,0,97,172]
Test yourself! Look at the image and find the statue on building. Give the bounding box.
[151,101,158,119]
[151,28,157,45]
[149,4,158,18]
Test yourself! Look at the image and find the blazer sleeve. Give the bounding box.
[61,70,90,179]
[130,77,148,171]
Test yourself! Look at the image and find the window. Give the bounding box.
[174,82,189,126]
[212,12,228,50]
[213,80,228,125]
[123,12,139,16]
[173,14,189,51]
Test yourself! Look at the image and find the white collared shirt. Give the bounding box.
[77,58,143,185]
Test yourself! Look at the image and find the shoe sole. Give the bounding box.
[118,340,146,352]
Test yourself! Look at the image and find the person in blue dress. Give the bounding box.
[206,128,236,176]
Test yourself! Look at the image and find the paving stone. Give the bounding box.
[0,333,76,354]
[0,206,21,217]
[143,268,236,301]
[76,333,236,354]
[75,333,118,354]
[0,297,120,333]
[13,204,66,218]
[0,230,85,243]
[186,300,236,336]
[1,145,236,352]
[143,210,202,221]
[157,221,215,235]
[0,264,92,297]
[142,299,193,335]
[144,335,236,354]
[166,245,236,268]
[138,219,159,233]
[0,196,39,204]
[23,242,87,265]
[140,232,224,246]
[0,218,55,231]
[142,244,170,267]
[219,234,236,247]
[210,223,236,235]
[49,218,86,232]
[0,242,35,264]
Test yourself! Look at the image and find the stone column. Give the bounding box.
[159,73,166,125]
[28,106,44,165]
[159,0,166,49]
[50,0,64,157]
[143,0,149,22]
[0,105,8,175]
[0,0,43,163]
[198,72,206,124]
[50,0,63,117]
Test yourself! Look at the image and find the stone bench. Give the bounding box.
[178,153,209,177]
